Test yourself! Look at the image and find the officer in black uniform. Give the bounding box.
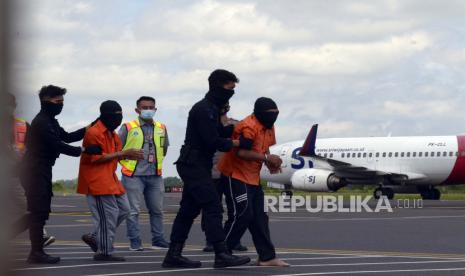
[162,69,252,269]
[22,85,100,264]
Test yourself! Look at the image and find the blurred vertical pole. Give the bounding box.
[0,0,16,274]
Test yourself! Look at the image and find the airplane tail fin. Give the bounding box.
[299,124,318,157]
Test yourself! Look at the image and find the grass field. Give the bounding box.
[53,185,465,200]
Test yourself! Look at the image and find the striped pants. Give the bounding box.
[223,176,276,262]
[87,194,130,255]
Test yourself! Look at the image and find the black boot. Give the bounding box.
[27,251,60,264]
[213,242,250,268]
[203,241,214,252]
[162,242,201,268]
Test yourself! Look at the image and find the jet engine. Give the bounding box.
[290,169,346,192]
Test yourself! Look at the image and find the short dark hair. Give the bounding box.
[136,96,156,107]
[39,85,66,100]
[208,69,239,89]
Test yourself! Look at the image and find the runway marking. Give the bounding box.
[14,242,465,260]
[15,258,465,272]
[271,267,465,275]
[271,215,465,222]
[275,247,465,259]
[14,241,465,260]
[14,255,389,262]
[80,259,465,275]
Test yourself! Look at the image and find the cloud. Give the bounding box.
[10,0,465,180]
[148,0,311,43]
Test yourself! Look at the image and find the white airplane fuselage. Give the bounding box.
[261,135,465,194]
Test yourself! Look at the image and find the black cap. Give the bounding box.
[254,97,277,113]
[100,100,122,114]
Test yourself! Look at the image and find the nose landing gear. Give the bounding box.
[373,187,394,200]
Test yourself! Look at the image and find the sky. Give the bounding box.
[9,0,465,180]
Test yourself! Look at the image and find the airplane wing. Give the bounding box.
[298,124,425,183]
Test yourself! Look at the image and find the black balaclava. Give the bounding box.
[41,101,63,117]
[219,102,230,116]
[254,97,279,129]
[99,100,123,131]
[205,69,238,107]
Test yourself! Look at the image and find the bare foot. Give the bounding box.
[257,258,290,267]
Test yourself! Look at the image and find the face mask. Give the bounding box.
[206,87,235,107]
[41,101,63,117]
[255,111,279,129]
[100,113,123,131]
[140,109,156,120]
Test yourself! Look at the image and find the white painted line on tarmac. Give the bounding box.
[271,215,465,222]
[14,259,465,276]
[14,255,388,262]
[272,267,465,276]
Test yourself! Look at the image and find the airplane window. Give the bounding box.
[352,153,356,158]
[400,152,404,157]
[443,152,447,157]
[394,152,398,157]
[382,152,386,157]
[431,152,435,157]
[341,153,345,158]
[449,152,453,157]
[437,152,441,157]
[388,152,392,157]
[369,153,373,158]
[357,153,361,158]
[330,153,334,158]
[406,152,410,157]
[413,152,416,157]
[419,152,422,157]
[324,153,328,158]
[425,152,429,157]
[376,152,379,158]
[456,152,459,156]
[363,153,367,158]
[461,151,465,157]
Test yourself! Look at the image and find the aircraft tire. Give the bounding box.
[383,188,395,200]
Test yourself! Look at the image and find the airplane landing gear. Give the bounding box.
[420,188,441,200]
[373,187,394,200]
[281,190,293,198]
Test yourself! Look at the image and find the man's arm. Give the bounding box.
[163,128,169,156]
[117,124,128,147]
[39,120,82,157]
[235,126,281,170]
[85,131,143,164]
[59,126,86,143]
[195,108,238,152]
[93,149,144,164]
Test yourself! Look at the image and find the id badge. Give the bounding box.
[148,154,155,163]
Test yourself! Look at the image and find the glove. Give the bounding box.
[238,135,254,150]
[84,144,102,155]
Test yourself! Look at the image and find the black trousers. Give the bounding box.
[223,176,276,261]
[21,164,53,253]
[170,163,225,244]
[200,178,224,232]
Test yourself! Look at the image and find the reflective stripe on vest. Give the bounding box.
[120,120,166,176]
[14,118,27,155]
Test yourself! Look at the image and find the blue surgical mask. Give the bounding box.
[140,109,156,120]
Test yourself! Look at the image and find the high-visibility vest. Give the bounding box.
[14,118,27,155]
[120,119,166,176]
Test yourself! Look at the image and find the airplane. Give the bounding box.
[260,124,465,200]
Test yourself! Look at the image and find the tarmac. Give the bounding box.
[9,193,465,275]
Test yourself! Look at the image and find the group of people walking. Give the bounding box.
[7,68,290,269]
